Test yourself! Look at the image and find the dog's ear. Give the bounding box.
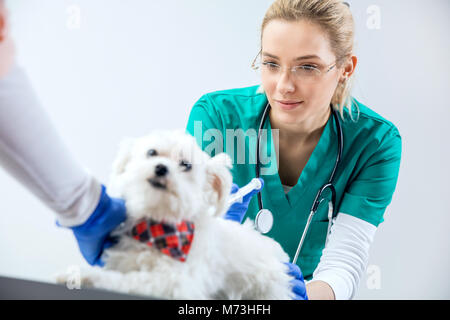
[108,137,136,197]
[205,152,233,217]
[111,137,136,176]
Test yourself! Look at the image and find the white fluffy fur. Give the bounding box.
[57,130,294,299]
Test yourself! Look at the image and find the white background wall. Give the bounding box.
[0,0,449,299]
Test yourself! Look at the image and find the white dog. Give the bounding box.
[58,130,294,299]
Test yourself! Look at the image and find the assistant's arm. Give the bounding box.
[0,0,101,226]
[0,64,127,265]
[0,2,126,266]
[0,63,102,227]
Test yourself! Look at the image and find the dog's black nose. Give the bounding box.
[155,164,168,177]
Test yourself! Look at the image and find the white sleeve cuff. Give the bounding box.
[309,270,352,300]
[54,176,102,227]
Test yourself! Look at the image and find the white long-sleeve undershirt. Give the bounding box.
[0,64,101,227]
[310,212,377,300]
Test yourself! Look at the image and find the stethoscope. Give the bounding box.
[255,102,344,264]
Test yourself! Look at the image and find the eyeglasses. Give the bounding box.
[251,51,338,83]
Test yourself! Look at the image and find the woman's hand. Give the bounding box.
[0,0,15,78]
[58,186,127,266]
[285,262,308,300]
[223,178,264,223]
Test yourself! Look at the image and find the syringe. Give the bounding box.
[228,178,263,205]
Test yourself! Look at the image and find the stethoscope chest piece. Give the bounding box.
[255,209,273,234]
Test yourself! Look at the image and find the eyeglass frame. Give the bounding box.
[251,50,340,80]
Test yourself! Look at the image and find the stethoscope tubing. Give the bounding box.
[255,102,344,263]
[256,102,272,210]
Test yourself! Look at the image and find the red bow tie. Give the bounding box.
[129,218,195,262]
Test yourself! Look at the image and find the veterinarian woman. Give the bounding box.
[186,0,402,300]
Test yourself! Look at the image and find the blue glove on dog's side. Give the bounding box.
[223,178,264,224]
[59,185,127,266]
[285,262,308,300]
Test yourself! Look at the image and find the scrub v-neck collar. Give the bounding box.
[260,108,335,216]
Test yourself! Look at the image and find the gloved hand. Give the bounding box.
[285,262,308,300]
[224,178,264,223]
[59,185,127,266]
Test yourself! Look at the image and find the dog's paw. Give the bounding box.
[54,272,69,286]
[53,266,96,289]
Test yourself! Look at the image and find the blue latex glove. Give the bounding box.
[224,178,264,223]
[59,185,127,266]
[285,262,308,300]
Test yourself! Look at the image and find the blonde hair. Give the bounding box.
[260,0,359,121]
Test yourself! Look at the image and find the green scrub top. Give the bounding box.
[185,85,402,280]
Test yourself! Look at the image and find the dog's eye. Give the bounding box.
[179,160,192,172]
[147,149,158,157]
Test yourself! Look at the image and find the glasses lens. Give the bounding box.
[253,59,328,84]
[293,66,321,82]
